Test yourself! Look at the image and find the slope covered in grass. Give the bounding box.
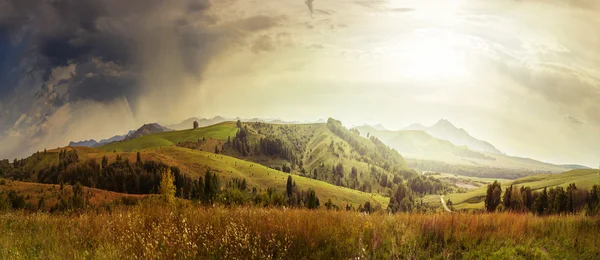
[130,146,389,208]
[0,178,144,211]
[97,122,238,152]
[8,120,416,208]
[4,144,389,209]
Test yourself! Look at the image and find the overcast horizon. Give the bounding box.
[1,0,599,167]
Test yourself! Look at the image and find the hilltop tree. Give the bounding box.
[236,119,242,128]
[159,169,176,204]
[193,121,199,129]
[485,181,502,212]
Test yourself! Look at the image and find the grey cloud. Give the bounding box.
[235,15,284,32]
[314,9,333,15]
[0,0,285,159]
[250,33,292,53]
[251,35,277,53]
[306,0,315,14]
[564,115,584,125]
[351,0,413,13]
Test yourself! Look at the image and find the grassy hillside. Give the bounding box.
[5,119,427,209]
[4,145,389,209]
[98,122,238,152]
[137,146,390,207]
[171,120,412,195]
[0,178,144,211]
[428,169,600,210]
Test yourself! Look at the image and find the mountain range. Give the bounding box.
[355,120,570,173]
[68,124,169,147]
[67,117,586,173]
[68,131,134,147]
[403,119,502,154]
[165,116,327,131]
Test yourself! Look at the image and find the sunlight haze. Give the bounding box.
[0,0,598,167]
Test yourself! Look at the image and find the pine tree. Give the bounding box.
[136,152,142,165]
[286,175,293,199]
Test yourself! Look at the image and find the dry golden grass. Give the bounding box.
[1,200,599,259]
[0,178,145,211]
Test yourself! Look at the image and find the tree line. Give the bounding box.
[485,180,600,215]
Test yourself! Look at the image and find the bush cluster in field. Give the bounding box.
[1,200,599,259]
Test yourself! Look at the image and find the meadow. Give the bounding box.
[1,201,599,259]
[431,169,600,210]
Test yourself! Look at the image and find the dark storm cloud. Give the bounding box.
[0,0,284,106]
[0,0,286,159]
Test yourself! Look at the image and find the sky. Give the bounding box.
[0,0,598,167]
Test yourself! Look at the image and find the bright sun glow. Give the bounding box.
[403,38,468,79]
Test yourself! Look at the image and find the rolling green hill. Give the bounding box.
[5,120,399,208]
[103,119,413,195]
[4,118,452,209]
[139,146,390,207]
[98,122,238,152]
[5,145,389,208]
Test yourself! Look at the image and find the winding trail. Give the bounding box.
[440,195,453,213]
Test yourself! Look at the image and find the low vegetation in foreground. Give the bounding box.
[1,201,599,259]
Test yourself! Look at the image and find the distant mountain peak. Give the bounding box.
[432,119,456,129]
[404,123,425,130]
[403,119,502,154]
[124,123,170,141]
[372,123,387,131]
